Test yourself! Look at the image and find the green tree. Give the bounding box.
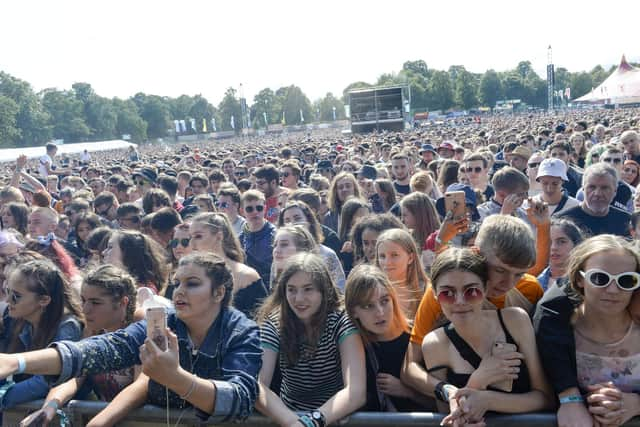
[317,92,345,121]
[427,70,453,111]
[189,95,216,132]
[0,72,51,146]
[571,72,594,99]
[0,95,20,146]
[113,98,147,142]
[281,85,312,125]
[402,60,429,78]
[41,88,90,142]
[218,87,242,132]
[252,88,275,126]
[479,70,502,108]
[590,65,608,87]
[454,69,478,110]
[134,94,170,139]
[85,96,117,140]
[169,95,195,120]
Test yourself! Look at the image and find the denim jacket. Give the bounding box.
[239,221,276,289]
[50,307,262,423]
[0,309,83,409]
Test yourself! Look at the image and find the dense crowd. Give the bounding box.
[0,108,638,427]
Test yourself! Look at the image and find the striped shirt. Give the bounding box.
[261,310,358,410]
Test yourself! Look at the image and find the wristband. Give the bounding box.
[298,414,316,427]
[45,400,59,410]
[16,355,26,375]
[559,395,584,404]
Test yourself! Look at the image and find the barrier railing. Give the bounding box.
[3,401,640,427]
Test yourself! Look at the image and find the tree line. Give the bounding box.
[0,59,621,147]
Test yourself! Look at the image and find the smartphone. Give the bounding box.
[444,191,466,220]
[490,341,518,392]
[146,307,168,351]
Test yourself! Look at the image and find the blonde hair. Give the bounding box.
[375,228,429,317]
[344,264,409,346]
[476,215,535,269]
[568,235,640,298]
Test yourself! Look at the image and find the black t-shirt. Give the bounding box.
[393,182,411,197]
[364,332,423,412]
[557,205,631,237]
[612,181,633,211]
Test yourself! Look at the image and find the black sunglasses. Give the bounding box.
[169,238,191,249]
[234,171,247,176]
[603,158,622,164]
[528,162,541,168]
[281,172,291,178]
[244,205,264,213]
[134,179,147,186]
[215,201,229,209]
[465,167,483,173]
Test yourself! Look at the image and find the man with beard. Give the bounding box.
[391,153,412,197]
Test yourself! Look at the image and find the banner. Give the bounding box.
[174,120,180,133]
[281,111,286,125]
[300,109,304,123]
[263,111,268,126]
[564,87,571,100]
[230,115,235,129]
[190,118,196,132]
[179,120,186,133]
[202,118,207,133]
[211,118,217,132]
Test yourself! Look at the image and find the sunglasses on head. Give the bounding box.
[580,269,640,291]
[169,238,191,249]
[244,205,264,213]
[528,162,541,169]
[436,286,484,305]
[464,167,483,173]
[603,158,622,164]
[215,201,229,209]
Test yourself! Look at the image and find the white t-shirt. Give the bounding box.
[38,154,53,178]
[80,152,91,162]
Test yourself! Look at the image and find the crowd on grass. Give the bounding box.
[0,109,638,427]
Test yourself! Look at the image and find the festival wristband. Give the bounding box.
[16,355,26,375]
[298,414,316,427]
[559,395,584,404]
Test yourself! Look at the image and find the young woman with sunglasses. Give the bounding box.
[20,264,138,426]
[344,264,425,412]
[255,253,366,427]
[190,212,267,318]
[423,248,553,426]
[538,235,640,427]
[0,259,83,410]
[0,253,262,424]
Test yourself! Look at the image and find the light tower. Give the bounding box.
[547,46,555,111]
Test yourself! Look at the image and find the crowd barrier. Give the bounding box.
[3,401,640,427]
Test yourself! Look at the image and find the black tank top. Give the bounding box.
[436,310,531,394]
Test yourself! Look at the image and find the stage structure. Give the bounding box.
[347,85,409,133]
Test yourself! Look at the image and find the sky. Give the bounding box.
[2,0,639,105]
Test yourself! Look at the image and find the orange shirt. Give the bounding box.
[410,274,543,345]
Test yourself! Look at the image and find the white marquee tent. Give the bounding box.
[575,55,640,104]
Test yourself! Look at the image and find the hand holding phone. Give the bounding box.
[444,191,466,220]
[146,307,168,351]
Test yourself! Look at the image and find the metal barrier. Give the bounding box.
[3,401,640,427]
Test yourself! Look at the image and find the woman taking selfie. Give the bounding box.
[0,253,261,424]
[256,253,366,427]
[422,248,553,426]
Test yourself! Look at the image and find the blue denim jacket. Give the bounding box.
[0,309,83,410]
[50,307,262,423]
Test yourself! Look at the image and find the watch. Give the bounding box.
[310,410,326,427]
[434,381,452,402]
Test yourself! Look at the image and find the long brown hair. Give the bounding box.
[8,260,84,352]
[257,253,341,366]
[400,192,441,247]
[327,172,361,214]
[344,264,409,346]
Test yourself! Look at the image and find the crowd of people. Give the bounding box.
[0,108,637,427]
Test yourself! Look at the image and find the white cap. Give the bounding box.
[536,158,568,182]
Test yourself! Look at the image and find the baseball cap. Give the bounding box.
[438,142,455,152]
[536,158,568,181]
[356,165,377,180]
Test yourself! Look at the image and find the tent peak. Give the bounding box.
[619,54,633,71]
